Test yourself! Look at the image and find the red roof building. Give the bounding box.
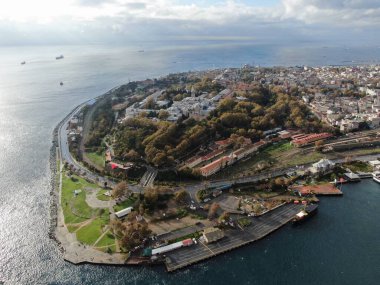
[291,133,332,147]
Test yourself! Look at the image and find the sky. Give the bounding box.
[0,0,379,46]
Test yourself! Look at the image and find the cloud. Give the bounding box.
[124,2,146,9]
[281,0,380,25]
[0,0,379,45]
[77,0,114,6]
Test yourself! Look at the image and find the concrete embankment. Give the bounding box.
[164,203,302,272]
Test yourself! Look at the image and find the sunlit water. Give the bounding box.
[0,43,379,284]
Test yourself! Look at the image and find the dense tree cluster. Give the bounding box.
[113,116,212,167]
[112,181,130,199]
[111,85,329,167]
[111,219,151,251]
[85,98,115,147]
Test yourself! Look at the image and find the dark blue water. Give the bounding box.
[0,43,379,284]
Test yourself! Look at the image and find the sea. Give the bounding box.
[0,42,379,285]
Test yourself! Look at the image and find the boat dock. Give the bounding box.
[164,203,302,272]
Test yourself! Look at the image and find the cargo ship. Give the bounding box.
[292,204,318,225]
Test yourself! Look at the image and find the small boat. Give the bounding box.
[138,50,144,53]
[56,55,64,60]
[60,82,64,86]
[292,204,318,225]
[21,61,26,65]
[372,172,380,183]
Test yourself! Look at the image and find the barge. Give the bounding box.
[292,204,318,225]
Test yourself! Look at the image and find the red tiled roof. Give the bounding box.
[215,138,232,146]
[201,149,224,161]
[292,133,332,145]
[200,156,231,174]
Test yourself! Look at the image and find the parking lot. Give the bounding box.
[165,203,302,271]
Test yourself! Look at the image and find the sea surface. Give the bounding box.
[0,43,379,284]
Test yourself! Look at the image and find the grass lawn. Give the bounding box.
[85,151,105,169]
[94,231,115,247]
[96,189,112,201]
[344,148,380,157]
[61,171,105,225]
[237,217,252,227]
[113,196,137,212]
[76,209,110,245]
[342,161,373,172]
[67,224,80,232]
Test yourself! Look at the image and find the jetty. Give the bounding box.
[164,203,302,272]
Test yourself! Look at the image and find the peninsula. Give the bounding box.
[51,65,380,271]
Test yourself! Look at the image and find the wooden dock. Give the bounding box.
[164,203,302,272]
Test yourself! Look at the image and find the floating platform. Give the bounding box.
[164,203,302,272]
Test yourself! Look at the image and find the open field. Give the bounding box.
[340,147,380,157]
[341,161,373,172]
[61,173,100,225]
[76,210,112,245]
[61,170,116,249]
[211,140,380,180]
[96,189,112,201]
[213,141,323,179]
[85,151,105,169]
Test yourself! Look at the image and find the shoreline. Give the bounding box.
[49,74,380,271]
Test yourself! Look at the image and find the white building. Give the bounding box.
[310,159,335,174]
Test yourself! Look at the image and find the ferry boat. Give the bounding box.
[292,204,318,225]
[372,172,380,184]
[56,55,64,60]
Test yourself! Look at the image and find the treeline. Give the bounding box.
[113,116,212,166]
[85,98,115,147]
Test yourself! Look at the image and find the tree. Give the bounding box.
[118,221,151,251]
[174,189,189,205]
[139,203,145,215]
[144,187,159,206]
[315,140,325,152]
[218,98,236,113]
[112,181,129,199]
[218,211,230,223]
[158,109,169,120]
[124,149,140,161]
[144,97,155,109]
[208,202,220,220]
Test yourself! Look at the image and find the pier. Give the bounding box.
[164,203,302,272]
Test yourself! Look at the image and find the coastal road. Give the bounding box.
[58,100,144,194]
[58,101,116,187]
[58,101,380,197]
